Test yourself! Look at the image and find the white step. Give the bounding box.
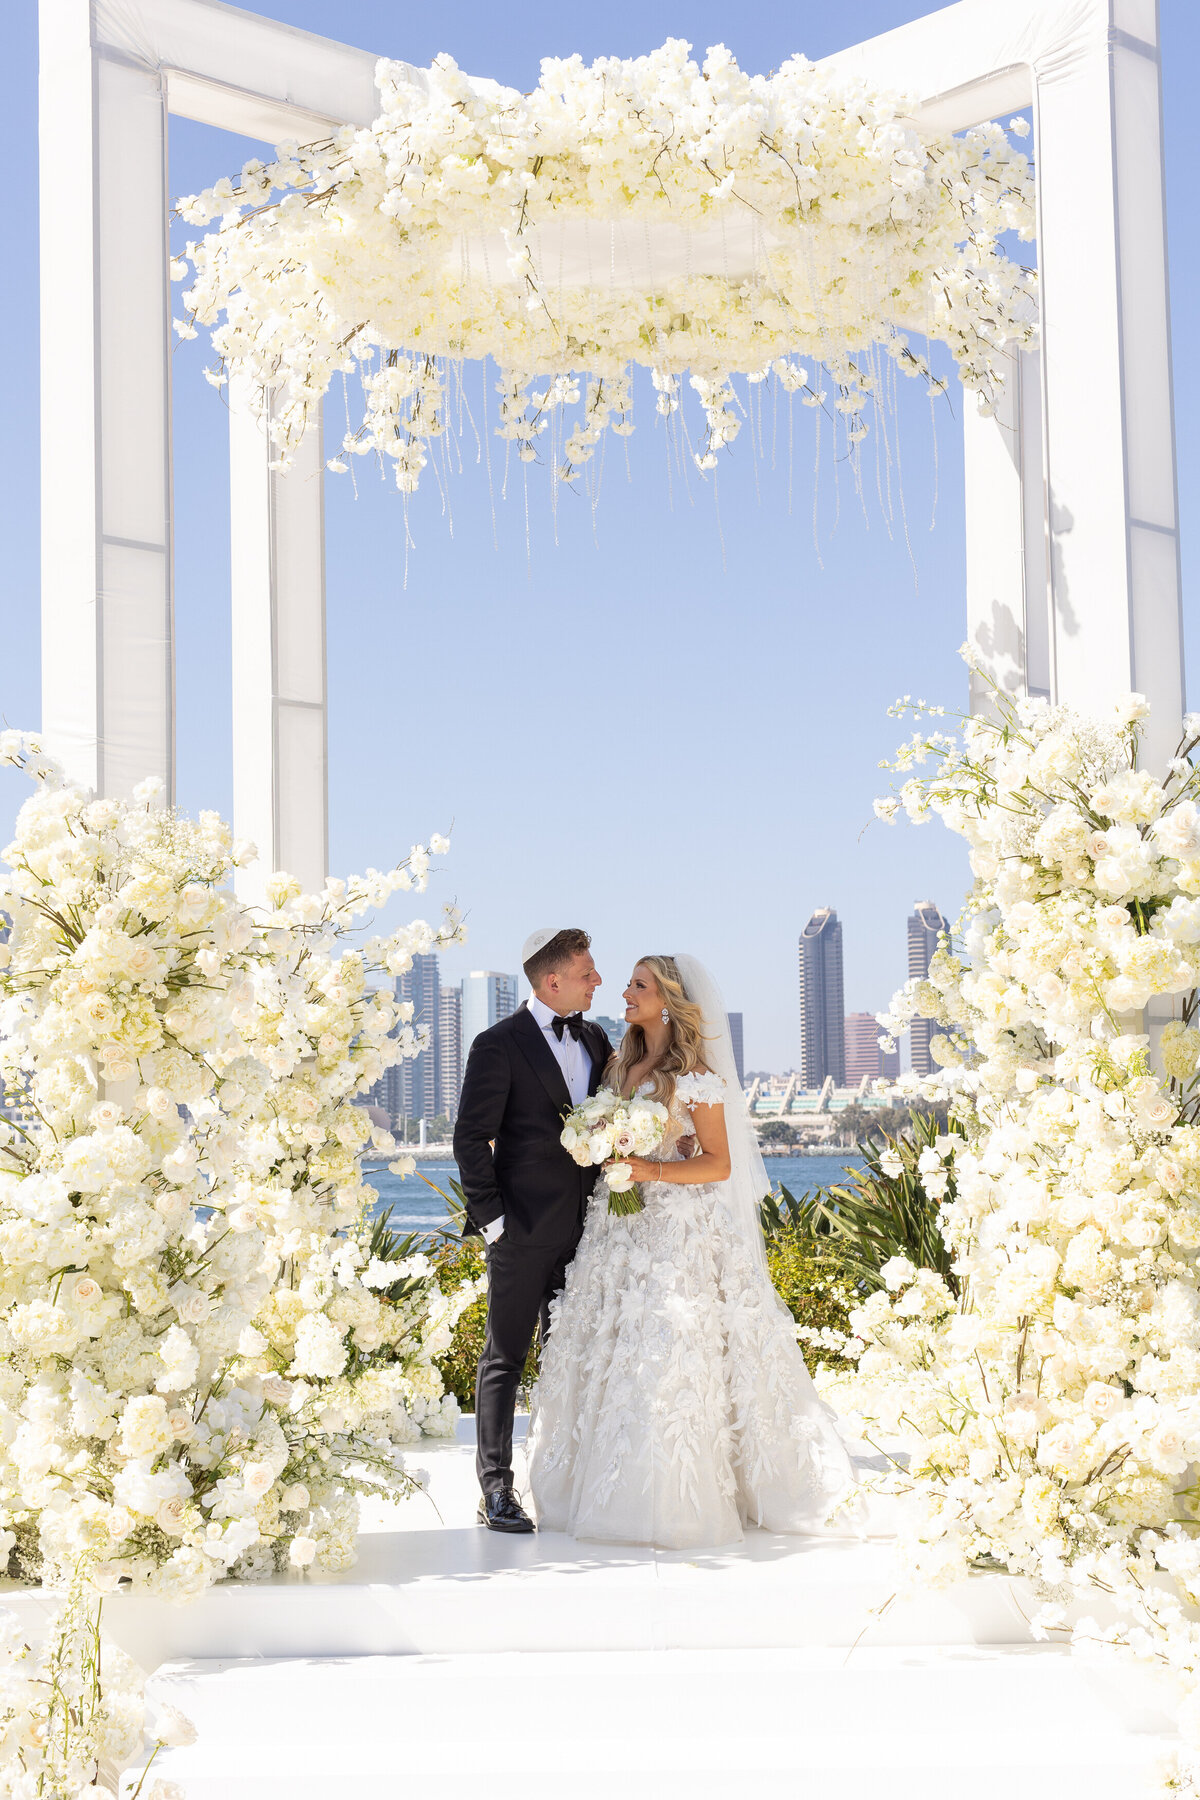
[0,1420,1134,1670]
[122,1645,1179,1800]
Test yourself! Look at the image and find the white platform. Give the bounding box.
[120,1644,1179,1800]
[8,1420,1179,1797]
[4,1422,1062,1668]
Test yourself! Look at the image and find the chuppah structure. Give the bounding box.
[23,0,1193,1792]
[43,0,1181,885]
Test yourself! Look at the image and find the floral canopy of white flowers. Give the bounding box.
[820,678,1200,1787]
[175,41,1036,494]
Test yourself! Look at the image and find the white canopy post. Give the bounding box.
[38,0,375,824]
[831,0,1184,765]
[229,391,328,901]
[1035,0,1183,766]
[963,346,1050,710]
[40,0,175,798]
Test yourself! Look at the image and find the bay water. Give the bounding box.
[368,1151,866,1237]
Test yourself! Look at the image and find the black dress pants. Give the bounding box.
[475,1226,582,1494]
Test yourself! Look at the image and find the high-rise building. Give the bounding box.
[437,984,462,1122]
[461,970,519,1061]
[397,953,441,1122]
[844,1011,882,1087]
[908,901,949,1076]
[726,1012,745,1087]
[593,1014,628,1049]
[798,909,845,1088]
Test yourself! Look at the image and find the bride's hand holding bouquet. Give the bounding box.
[560,1086,669,1216]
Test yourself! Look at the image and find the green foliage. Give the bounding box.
[762,1226,857,1372]
[834,1098,951,1144]
[422,1174,538,1410]
[757,1120,800,1144]
[779,1112,960,1296]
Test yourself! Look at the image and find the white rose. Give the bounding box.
[242,1461,274,1497]
[124,943,159,980]
[71,1275,102,1307]
[157,1497,188,1536]
[174,1287,211,1325]
[289,1535,318,1567]
[90,1101,124,1129]
[280,1483,310,1511]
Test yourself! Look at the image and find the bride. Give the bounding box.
[527,953,857,1550]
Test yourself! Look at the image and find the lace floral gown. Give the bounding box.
[526,1072,856,1550]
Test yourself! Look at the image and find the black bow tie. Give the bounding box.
[551,1012,584,1041]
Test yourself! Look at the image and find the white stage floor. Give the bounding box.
[5,1419,1179,1797]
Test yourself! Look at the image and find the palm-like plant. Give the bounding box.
[364,1214,435,1305]
[764,1112,960,1296]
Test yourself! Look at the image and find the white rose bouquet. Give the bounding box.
[560,1087,669,1216]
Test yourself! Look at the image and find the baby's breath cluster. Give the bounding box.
[824,681,1200,1787]
[174,40,1035,495]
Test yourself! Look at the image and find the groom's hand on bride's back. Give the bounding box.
[676,1134,696,1159]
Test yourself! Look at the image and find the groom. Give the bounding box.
[454,927,611,1532]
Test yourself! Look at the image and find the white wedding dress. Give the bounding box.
[527,959,857,1551]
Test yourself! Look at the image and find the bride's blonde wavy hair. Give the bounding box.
[608,955,712,1105]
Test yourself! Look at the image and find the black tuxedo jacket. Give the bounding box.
[453,1004,613,1247]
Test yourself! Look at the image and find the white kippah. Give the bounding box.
[521,927,562,966]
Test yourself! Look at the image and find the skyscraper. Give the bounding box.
[593,1014,628,1049]
[396,953,441,1122]
[908,901,949,1076]
[726,1012,745,1087]
[844,1011,882,1087]
[798,909,845,1088]
[437,984,462,1122]
[461,970,519,1061]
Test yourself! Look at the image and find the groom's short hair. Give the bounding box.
[524,927,591,988]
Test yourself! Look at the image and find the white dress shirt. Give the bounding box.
[483,995,593,1244]
[528,992,592,1106]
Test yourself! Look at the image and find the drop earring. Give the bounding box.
[661,1007,670,1024]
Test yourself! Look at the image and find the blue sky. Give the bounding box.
[4,1,1198,1070]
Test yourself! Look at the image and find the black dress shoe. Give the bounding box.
[477,1487,535,1533]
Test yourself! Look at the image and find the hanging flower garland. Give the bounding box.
[174,40,1036,494]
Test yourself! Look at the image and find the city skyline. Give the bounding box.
[372,895,948,1123]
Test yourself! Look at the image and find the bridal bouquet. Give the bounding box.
[560,1088,669,1216]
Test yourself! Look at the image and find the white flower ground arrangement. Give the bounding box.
[823,676,1200,1788]
[173,40,1035,494]
[0,731,481,1794]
